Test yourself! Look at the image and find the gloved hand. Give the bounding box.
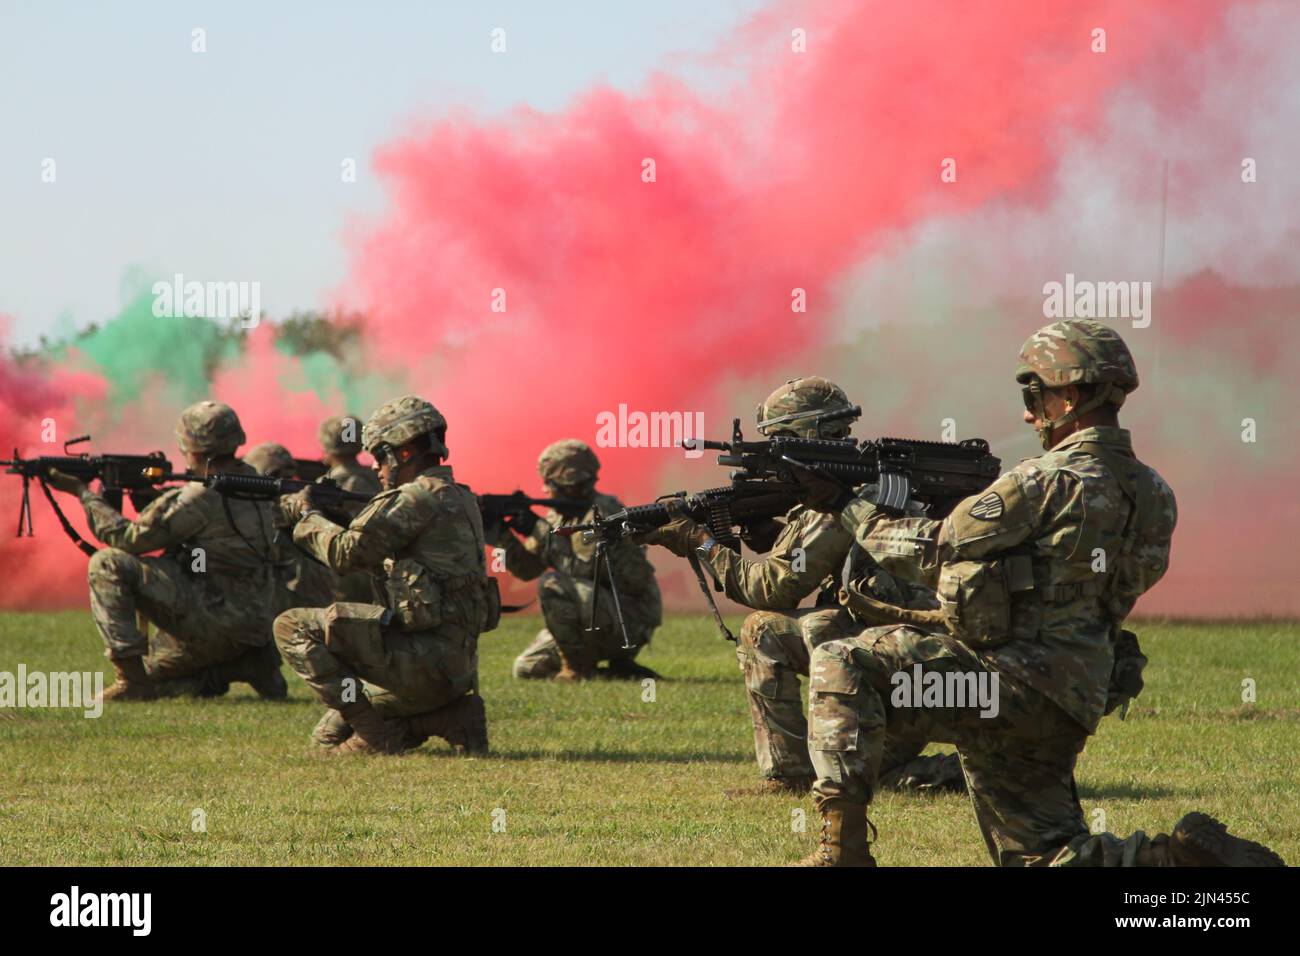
[281,488,312,523]
[788,463,854,514]
[44,467,88,497]
[501,497,540,537]
[635,500,711,558]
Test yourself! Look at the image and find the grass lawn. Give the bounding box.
[1,612,1296,865]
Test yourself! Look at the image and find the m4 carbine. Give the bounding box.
[478,492,587,528]
[141,467,372,524]
[2,435,173,554]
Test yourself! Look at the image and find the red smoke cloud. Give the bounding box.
[8,0,1295,618]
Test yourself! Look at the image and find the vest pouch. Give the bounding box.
[937,559,1012,649]
[481,577,502,634]
[383,558,443,630]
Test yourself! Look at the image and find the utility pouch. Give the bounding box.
[936,559,1013,649]
[382,557,443,630]
[481,577,502,633]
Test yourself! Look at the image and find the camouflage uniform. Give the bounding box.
[501,440,662,679]
[318,415,382,602]
[800,321,1254,867]
[77,401,280,693]
[676,378,950,789]
[273,397,495,753]
[246,441,337,614]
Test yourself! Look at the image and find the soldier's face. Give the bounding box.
[1023,387,1079,440]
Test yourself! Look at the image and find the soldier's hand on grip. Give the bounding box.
[44,467,88,497]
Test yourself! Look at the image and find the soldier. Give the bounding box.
[273,396,495,755]
[498,440,662,681]
[245,441,336,613]
[790,320,1284,867]
[45,401,284,701]
[317,414,382,602]
[639,377,961,797]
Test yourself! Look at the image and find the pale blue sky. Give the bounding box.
[0,0,764,345]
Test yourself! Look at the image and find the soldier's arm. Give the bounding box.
[841,464,1051,588]
[702,509,849,609]
[500,518,550,581]
[78,486,198,554]
[292,486,426,574]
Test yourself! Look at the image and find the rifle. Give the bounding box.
[141,467,372,525]
[557,410,1003,642]
[2,435,173,555]
[698,409,1002,519]
[292,458,330,482]
[478,492,587,528]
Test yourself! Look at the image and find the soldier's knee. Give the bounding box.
[87,547,139,585]
[273,608,322,652]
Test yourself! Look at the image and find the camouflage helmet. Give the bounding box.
[361,396,448,457]
[244,441,295,478]
[538,439,600,485]
[757,376,859,438]
[319,414,364,456]
[1015,319,1139,396]
[1016,320,1138,449]
[175,400,246,457]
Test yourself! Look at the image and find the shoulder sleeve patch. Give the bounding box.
[968,492,1004,520]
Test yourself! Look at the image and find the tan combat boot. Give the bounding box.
[401,694,489,755]
[554,645,596,682]
[1167,813,1285,867]
[724,776,813,799]
[797,800,877,867]
[329,697,414,755]
[99,657,157,703]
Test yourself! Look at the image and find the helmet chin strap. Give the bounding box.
[1031,382,1119,449]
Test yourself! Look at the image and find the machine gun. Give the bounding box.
[556,409,1003,643]
[697,408,1002,518]
[2,435,173,555]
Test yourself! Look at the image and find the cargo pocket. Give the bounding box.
[937,560,1012,649]
[808,647,861,752]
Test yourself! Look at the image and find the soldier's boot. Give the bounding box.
[329,697,414,756]
[723,776,813,799]
[797,800,877,867]
[599,658,663,682]
[98,657,157,703]
[1166,813,1286,867]
[878,752,966,795]
[401,694,489,755]
[554,645,597,682]
[215,644,287,700]
[312,709,353,747]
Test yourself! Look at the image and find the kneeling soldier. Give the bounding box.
[274,396,497,755]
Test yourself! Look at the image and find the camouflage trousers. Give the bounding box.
[737,607,958,787]
[274,602,478,717]
[513,570,653,678]
[88,547,274,680]
[808,623,1163,866]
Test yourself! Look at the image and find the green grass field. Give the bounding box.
[1,612,1296,866]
